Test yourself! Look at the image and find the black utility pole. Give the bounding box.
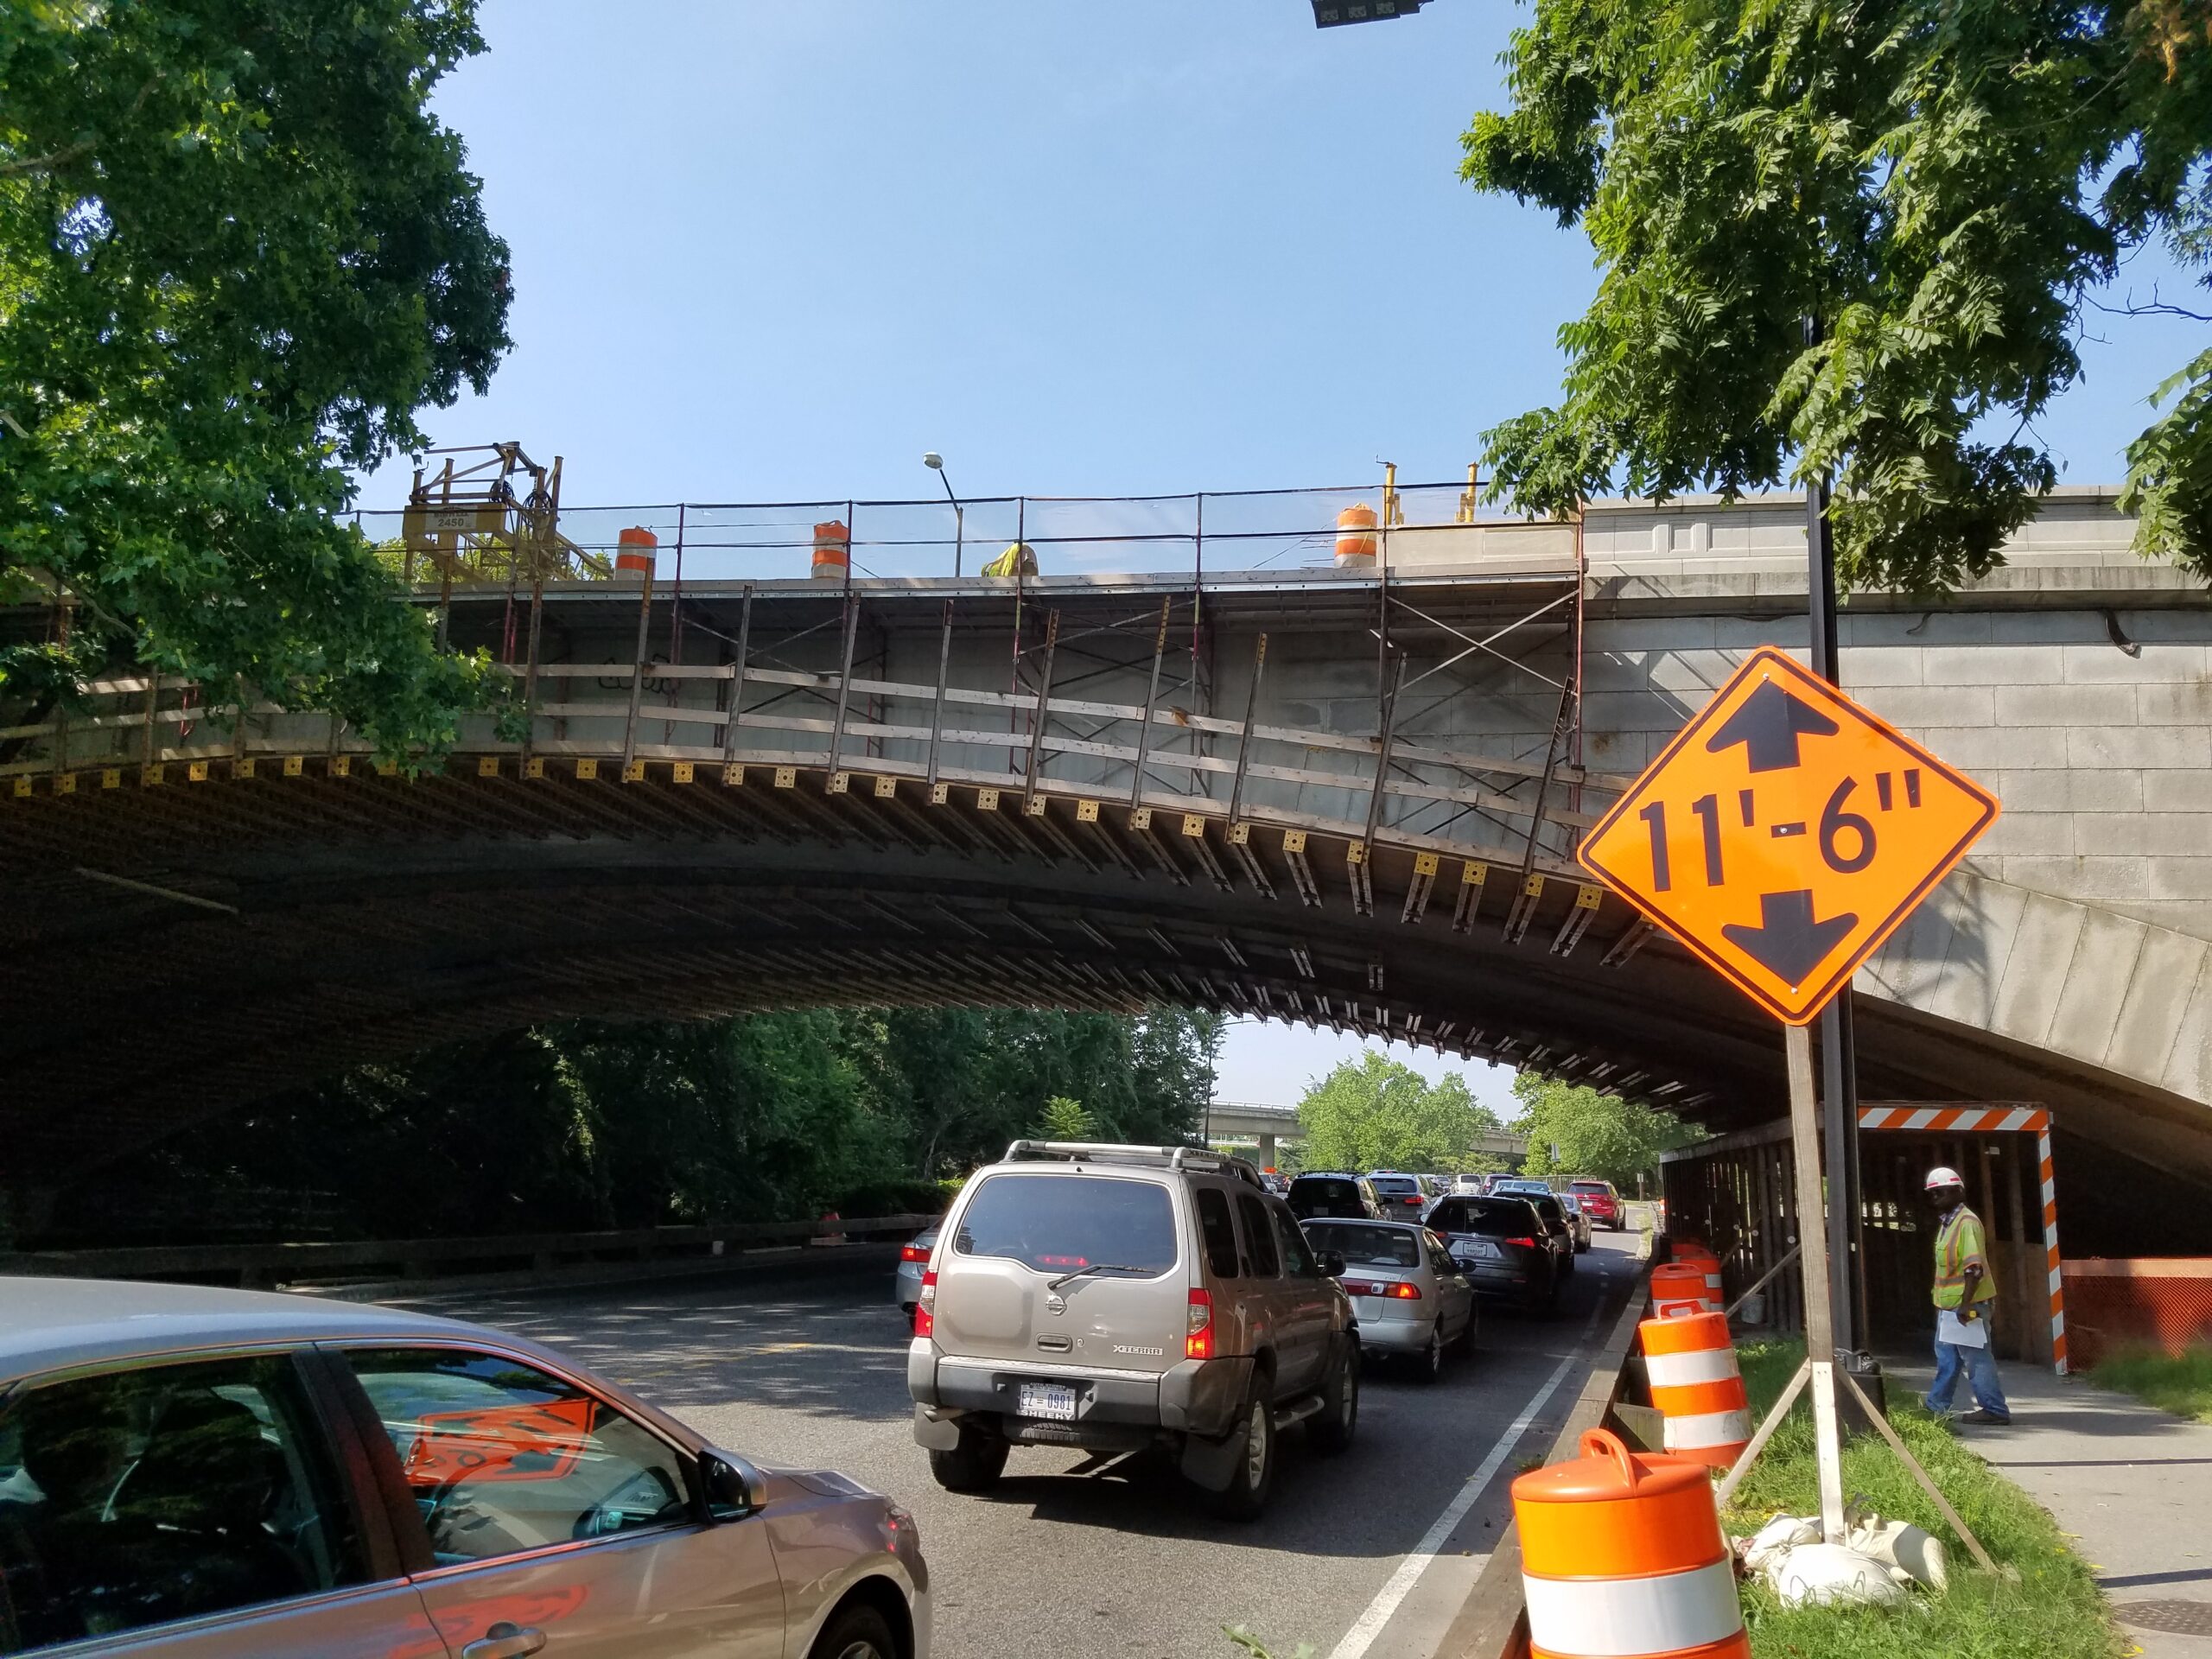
[1801,324,1872,1370]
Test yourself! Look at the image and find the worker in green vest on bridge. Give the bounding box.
[981,541,1038,577]
[1922,1165,2012,1426]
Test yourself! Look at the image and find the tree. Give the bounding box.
[1462,0,2212,592]
[0,1,513,752]
[1510,1073,1700,1191]
[1296,1052,1503,1173]
[1034,1096,1097,1141]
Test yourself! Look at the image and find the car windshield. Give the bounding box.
[1427,1198,1533,1237]
[1304,1223,1421,1268]
[954,1173,1177,1275]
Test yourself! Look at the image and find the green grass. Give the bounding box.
[1725,1341,2124,1659]
[2082,1344,2212,1425]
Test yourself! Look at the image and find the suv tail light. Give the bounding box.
[1185,1287,1215,1359]
[914,1270,938,1338]
[1505,1236,1537,1249]
[899,1243,930,1263]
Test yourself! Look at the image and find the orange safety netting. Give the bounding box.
[2061,1259,2212,1370]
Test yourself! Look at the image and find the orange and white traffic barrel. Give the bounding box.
[1640,1311,1751,1468]
[1673,1243,1726,1308]
[1334,504,1377,569]
[616,526,658,580]
[812,519,850,579]
[1649,1262,1715,1319]
[1514,1427,1749,1659]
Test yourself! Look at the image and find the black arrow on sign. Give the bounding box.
[1704,680,1840,772]
[1721,890,1859,984]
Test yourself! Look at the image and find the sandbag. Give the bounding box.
[1765,1541,1910,1609]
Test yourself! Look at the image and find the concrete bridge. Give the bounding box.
[4,479,2208,1217]
[1204,1101,1530,1168]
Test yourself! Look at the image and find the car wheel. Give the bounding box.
[1309,1341,1358,1455]
[1209,1388,1277,1520]
[810,1599,898,1659]
[1411,1320,1445,1385]
[927,1424,1008,1493]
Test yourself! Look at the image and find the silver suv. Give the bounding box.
[907,1141,1360,1519]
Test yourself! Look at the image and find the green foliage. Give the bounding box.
[0,0,514,753]
[1511,1072,1696,1188]
[1728,1341,2124,1658]
[1224,1627,1315,1659]
[1461,0,2212,590]
[59,1006,1224,1243]
[1034,1096,1098,1141]
[1295,1052,1502,1173]
[2082,1343,2212,1424]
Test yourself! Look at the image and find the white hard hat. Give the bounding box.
[1924,1166,1965,1192]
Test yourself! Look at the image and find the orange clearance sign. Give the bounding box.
[1577,646,1999,1025]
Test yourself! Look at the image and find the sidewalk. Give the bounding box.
[1889,1356,2212,1656]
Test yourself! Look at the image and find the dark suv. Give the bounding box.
[1286,1173,1382,1221]
[1423,1194,1561,1312]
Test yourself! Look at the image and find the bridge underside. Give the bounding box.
[8,761,2209,1193]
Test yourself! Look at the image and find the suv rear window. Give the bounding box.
[1571,1182,1613,1198]
[954,1174,1178,1275]
[1287,1177,1364,1218]
[1427,1198,1534,1237]
[1370,1177,1419,1196]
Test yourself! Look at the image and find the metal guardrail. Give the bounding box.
[0,1213,939,1291]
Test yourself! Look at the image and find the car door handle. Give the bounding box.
[462,1623,548,1659]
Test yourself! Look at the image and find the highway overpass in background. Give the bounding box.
[4,476,2209,1236]
[1205,1102,1529,1168]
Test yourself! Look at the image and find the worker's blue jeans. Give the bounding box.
[1925,1318,2011,1420]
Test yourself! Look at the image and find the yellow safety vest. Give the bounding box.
[1932,1206,1997,1309]
[982,542,1037,578]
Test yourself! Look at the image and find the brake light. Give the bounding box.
[914,1270,937,1338]
[1385,1281,1422,1300]
[1505,1237,1536,1249]
[899,1243,930,1263]
[1185,1287,1215,1359]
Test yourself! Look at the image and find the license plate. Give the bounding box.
[1018,1382,1077,1421]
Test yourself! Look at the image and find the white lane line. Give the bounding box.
[1325,1289,1613,1659]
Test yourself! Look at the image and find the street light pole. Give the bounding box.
[924,453,963,578]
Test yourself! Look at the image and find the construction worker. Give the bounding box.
[1923,1166,2012,1426]
[981,541,1038,577]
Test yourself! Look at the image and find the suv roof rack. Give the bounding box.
[1002,1140,1268,1189]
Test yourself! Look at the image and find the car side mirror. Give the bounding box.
[701,1449,770,1521]
[1317,1249,1346,1277]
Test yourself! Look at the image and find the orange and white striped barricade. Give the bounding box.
[616,526,658,580]
[812,519,850,579]
[1334,504,1378,569]
[1514,1427,1749,1659]
[1673,1244,1726,1309]
[1639,1311,1751,1468]
[1649,1262,1715,1319]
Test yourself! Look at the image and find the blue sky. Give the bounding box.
[378,0,2200,1111]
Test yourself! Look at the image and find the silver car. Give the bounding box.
[895,1227,938,1321]
[1298,1219,1477,1384]
[0,1277,930,1659]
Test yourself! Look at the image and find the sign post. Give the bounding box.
[1578,644,1999,1540]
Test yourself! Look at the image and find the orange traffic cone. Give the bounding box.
[1514,1427,1750,1659]
[812,1211,846,1247]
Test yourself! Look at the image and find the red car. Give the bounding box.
[1568,1179,1623,1229]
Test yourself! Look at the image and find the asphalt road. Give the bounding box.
[415,1232,1643,1659]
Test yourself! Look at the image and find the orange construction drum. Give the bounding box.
[1513,1427,1750,1659]
[1673,1243,1726,1307]
[615,527,658,580]
[1649,1262,1715,1319]
[1334,504,1377,569]
[1640,1311,1751,1468]
[812,519,850,579]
